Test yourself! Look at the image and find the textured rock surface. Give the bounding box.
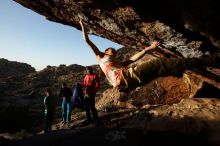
[15,0,220,57]
[4,98,220,146]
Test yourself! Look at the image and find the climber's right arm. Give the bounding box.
[79,19,104,59]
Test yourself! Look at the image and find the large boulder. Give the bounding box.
[15,0,220,56]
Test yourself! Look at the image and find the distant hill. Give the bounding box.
[0,60,95,134]
[0,58,36,78]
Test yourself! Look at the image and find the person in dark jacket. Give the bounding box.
[83,66,100,126]
[59,83,73,124]
[44,88,56,133]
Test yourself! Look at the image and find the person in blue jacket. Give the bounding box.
[44,88,56,133]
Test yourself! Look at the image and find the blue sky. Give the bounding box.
[0,1,122,71]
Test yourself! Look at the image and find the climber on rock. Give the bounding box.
[79,18,220,92]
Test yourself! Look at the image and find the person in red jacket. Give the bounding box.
[83,66,100,126]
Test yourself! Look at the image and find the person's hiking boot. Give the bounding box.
[62,121,67,125]
[84,120,92,126]
[94,121,100,127]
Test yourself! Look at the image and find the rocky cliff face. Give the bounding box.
[15,0,220,57]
